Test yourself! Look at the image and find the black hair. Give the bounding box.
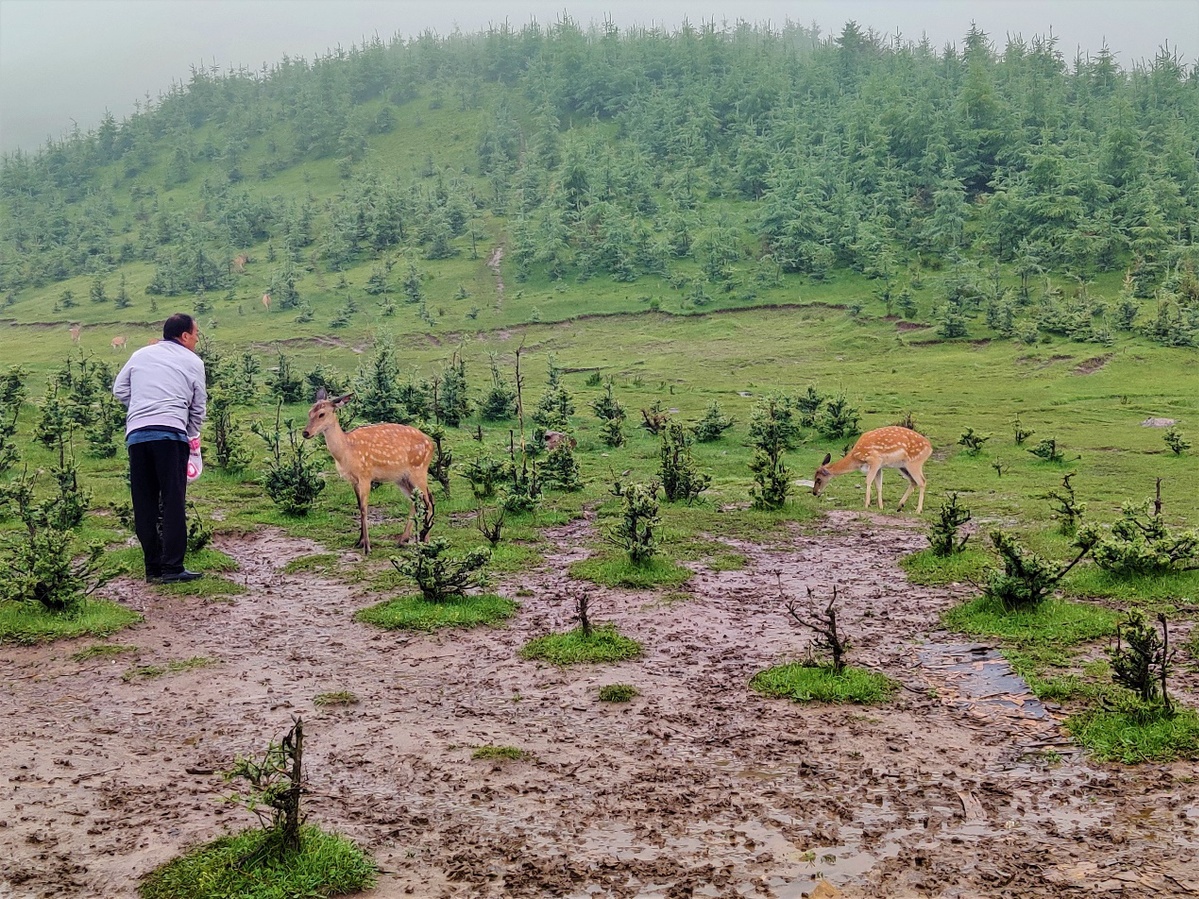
[163,313,196,342]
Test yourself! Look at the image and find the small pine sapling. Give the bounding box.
[984,529,1096,611]
[928,492,971,556]
[590,379,626,423]
[748,395,797,510]
[390,537,491,602]
[475,503,506,547]
[1108,610,1175,714]
[818,394,861,440]
[463,455,509,499]
[1164,427,1190,455]
[605,482,660,565]
[1047,472,1086,536]
[1087,481,1199,575]
[957,427,990,456]
[599,415,625,447]
[426,424,452,493]
[186,501,213,553]
[795,385,824,429]
[225,718,306,856]
[659,422,711,503]
[1029,437,1066,463]
[1013,415,1035,446]
[540,442,583,492]
[251,400,327,516]
[692,400,734,442]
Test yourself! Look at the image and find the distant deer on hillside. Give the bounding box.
[110,335,127,351]
[69,324,82,344]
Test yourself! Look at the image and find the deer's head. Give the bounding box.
[302,388,353,439]
[811,453,833,496]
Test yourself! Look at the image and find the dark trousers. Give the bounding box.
[128,439,190,578]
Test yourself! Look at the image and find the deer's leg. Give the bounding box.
[863,463,881,509]
[874,469,885,509]
[910,462,928,514]
[896,465,917,512]
[353,480,371,553]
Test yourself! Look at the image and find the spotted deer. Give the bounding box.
[69,324,82,344]
[110,335,127,351]
[302,388,435,553]
[262,292,271,313]
[812,426,933,514]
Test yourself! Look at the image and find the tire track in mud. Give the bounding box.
[2,522,1198,898]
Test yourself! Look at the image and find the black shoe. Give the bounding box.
[157,570,203,584]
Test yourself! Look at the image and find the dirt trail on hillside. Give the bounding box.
[2,514,1198,898]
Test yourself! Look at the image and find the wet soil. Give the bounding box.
[2,513,1198,898]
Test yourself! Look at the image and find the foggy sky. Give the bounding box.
[1,0,1196,155]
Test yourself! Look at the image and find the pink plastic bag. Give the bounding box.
[186,436,203,482]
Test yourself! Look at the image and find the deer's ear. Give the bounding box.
[314,387,328,402]
[333,393,355,408]
[821,453,832,466]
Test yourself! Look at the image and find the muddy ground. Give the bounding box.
[2,511,1198,898]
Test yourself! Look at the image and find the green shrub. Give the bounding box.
[605,482,660,564]
[691,400,735,442]
[1087,502,1199,576]
[659,423,711,503]
[390,538,491,602]
[252,401,326,516]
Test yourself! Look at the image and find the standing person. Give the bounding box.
[113,313,207,583]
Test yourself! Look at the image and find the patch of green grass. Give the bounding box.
[0,600,142,645]
[470,744,527,761]
[1067,703,1199,763]
[520,623,644,666]
[750,663,898,704]
[355,593,517,632]
[1061,566,1199,608]
[314,691,359,707]
[570,554,693,589]
[899,547,993,586]
[598,683,639,702]
[70,643,139,661]
[942,595,1121,648]
[282,553,341,575]
[122,656,217,682]
[138,824,376,899]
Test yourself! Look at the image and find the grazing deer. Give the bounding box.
[69,324,82,344]
[812,426,933,514]
[543,430,576,452]
[110,335,127,351]
[302,388,435,553]
[262,292,271,313]
[232,253,250,273]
